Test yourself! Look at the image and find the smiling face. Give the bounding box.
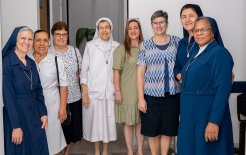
[52,29,68,48]
[98,21,111,41]
[33,31,49,55]
[151,17,168,35]
[16,30,33,55]
[181,8,199,33]
[194,19,214,47]
[128,21,140,41]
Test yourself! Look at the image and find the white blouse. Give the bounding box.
[49,45,82,103]
[80,38,119,99]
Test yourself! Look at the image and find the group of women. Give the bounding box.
[2,3,234,155]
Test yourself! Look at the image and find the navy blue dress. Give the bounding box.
[177,40,234,155]
[174,36,199,76]
[3,51,49,155]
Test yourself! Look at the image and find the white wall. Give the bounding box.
[129,0,246,147]
[1,0,39,46]
[0,1,39,154]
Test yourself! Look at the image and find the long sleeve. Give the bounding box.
[2,62,20,129]
[80,44,90,85]
[209,48,233,125]
[174,43,183,76]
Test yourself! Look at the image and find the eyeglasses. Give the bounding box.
[152,21,166,27]
[98,26,111,31]
[54,32,68,38]
[193,28,212,34]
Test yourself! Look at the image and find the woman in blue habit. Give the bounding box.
[2,26,49,155]
[177,17,234,155]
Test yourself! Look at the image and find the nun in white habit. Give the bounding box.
[80,17,119,155]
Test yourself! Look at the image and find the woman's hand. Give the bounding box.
[115,90,122,104]
[82,94,90,108]
[176,73,182,84]
[205,122,219,142]
[12,128,23,145]
[138,98,147,113]
[58,106,67,123]
[41,115,48,129]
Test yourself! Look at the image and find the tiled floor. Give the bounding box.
[69,140,152,155]
[68,124,176,155]
[63,123,238,155]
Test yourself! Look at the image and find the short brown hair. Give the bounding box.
[51,21,68,35]
[34,30,49,39]
[151,10,168,23]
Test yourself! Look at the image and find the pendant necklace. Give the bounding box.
[186,42,195,58]
[103,49,110,64]
[23,68,33,90]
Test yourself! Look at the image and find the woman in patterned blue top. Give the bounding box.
[137,10,181,155]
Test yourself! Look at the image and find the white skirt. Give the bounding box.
[83,99,116,143]
[44,90,67,154]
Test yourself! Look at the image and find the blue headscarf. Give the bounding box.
[181,4,203,37]
[207,17,224,47]
[2,26,25,58]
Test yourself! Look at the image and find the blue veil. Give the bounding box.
[207,17,224,47]
[2,26,25,58]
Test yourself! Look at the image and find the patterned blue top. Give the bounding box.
[137,35,181,97]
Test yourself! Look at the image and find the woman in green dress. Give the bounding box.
[113,18,144,155]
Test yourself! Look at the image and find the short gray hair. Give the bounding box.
[17,27,34,39]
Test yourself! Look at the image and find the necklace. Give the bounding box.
[103,49,111,64]
[186,42,195,58]
[23,68,33,90]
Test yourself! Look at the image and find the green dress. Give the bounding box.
[113,44,140,125]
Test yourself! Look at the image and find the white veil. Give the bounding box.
[93,17,113,41]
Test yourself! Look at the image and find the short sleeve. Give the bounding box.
[57,57,68,86]
[113,44,125,70]
[137,42,146,67]
[75,47,82,69]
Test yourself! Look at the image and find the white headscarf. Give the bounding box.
[93,17,113,41]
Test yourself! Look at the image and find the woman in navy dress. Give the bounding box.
[177,17,234,155]
[174,4,204,82]
[2,27,49,155]
[174,4,225,84]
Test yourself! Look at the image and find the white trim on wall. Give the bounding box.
[0,0,5,153]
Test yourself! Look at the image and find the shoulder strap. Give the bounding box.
[74,47,79,71]
[55,56,60,86]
